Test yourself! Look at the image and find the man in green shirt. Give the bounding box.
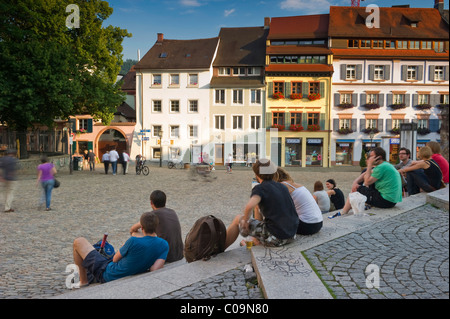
[337,147,402,216]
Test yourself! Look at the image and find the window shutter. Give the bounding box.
[265,112,272,128]
[334,93,340,106]
[87,119,93,133]
[360,93,366,107]
[333,119,339,131]
[352,93,357,105]
[285,82,291,95]
[356,64,362,80]
[401,65,407,81]
[360,119,366,131]
[340,64,347,80]
[430,94,440,106]
[320,113,325,130]
[405,94,411,107]
[319,82,325,98]
[285,112,291,127]
[386,119,392,131]
[429,65,436,81]
[417,65,423,81]
[387,94,393,107]
[445,66,449,81]
[429,119,439,132]
[302,114,308,129]
[384,65,390,80]
[351,119,357,131]
[377,119,383,132]
[302,83,309,97]
[69,118,76,131]
[412,94,418,107]
[368,65,374,80]
[268,82,273,97]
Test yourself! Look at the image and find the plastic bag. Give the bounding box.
[348,192,367,216]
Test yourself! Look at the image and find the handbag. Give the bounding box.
[428,160,446,189]
[54,179,60,188]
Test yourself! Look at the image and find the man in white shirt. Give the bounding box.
[102,151,110,174]
[122,151,130,175]
[109,147,119,175]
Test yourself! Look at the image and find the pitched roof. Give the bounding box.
[332,48,449,60]
[135,37,219,70]
[268,14,329,40]
[213,27,268,66]
[329,6,449,39]
[120,68,136,91]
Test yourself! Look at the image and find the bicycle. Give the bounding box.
[135,157,149,176]
[168,159,184,169]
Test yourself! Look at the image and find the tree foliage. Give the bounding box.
[0,0,131,132]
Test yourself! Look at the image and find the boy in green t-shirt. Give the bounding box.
[333,147,402,217]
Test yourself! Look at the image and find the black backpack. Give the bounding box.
[184,215,227,263]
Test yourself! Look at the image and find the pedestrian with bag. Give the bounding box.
[37,155,57,211]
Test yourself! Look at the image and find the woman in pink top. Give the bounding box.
[37,155,57,211]
[427,141,449,184]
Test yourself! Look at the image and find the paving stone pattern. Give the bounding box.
[304,205,449,299]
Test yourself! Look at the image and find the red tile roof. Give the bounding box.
[329,6,449,39]
[268,14,329,40]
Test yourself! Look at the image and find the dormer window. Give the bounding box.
[159,52,167,58]
[411,22,417,27]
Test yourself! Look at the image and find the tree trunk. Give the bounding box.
[16,131,28,159]
[440,106,449,162]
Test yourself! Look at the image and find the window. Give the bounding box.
[170,126,179,138]
[346,65,356,80]
[410,41,420,49]
[360,40,370,48]
[348,40,359,48]
[435,41,444,52]
[339,119,351,129]
[422,41,432,49]
[152,74,161,86]
[385,40,395,49]
[418,94,429,105]
[152,100,162,112]
[309,82,320,94]
[215,115,225,130]
[250,89,261,104]
[189,100,198,113]
[440,94,449,104]
[273,82,284,94]
[79,119,89,131]
[392,119,401,129]
[290,113,302,125]
[397,40,407,49]
[247,67,261,76]
[232,116,243,130]
[373,40,383,48]
[170,74,179,86]
[393,94,405,104]
[434,66,444,81]
[219,67,231,76]
[152,125,162,138]
[340,93,352,104]
[189,74,198,86]
[170,100,180,113]
[232,67,246,76]
[232,89,243,104]
[418,119,428,129]
[215,89,225,104]
[272,112,285,125]
[374,65,384,80]
[292,82,302,94]
[367,94,379,104]
[307,113,319,126]
[407,66,417,80]
[366,119,377,129]
[188,125,198,138]
[250,116,261,130]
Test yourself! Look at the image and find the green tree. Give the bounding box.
[0,0,131,158]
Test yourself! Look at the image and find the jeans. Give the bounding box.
[40,179,55,209]
[111,161,117,175]
[406,169,436,195]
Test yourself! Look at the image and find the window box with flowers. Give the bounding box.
[416,104,432,110]
[290,124,304,131]
[390,127,400,135]
[308,93,321,101]
[272,92,284,100]
[337,103,354,109]
[390,103,406,110]
[75,128,87,136]
[289,93,302,100]
[271,124,285,131]
[363,103,380,110]
[307,124,321,131]
[362,128,379,134]
[337,127,353,135]
[417,127,431,135]
[437,104,449,109]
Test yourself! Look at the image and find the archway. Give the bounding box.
[97,128,128,160]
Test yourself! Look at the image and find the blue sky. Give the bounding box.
[105,0,449,61]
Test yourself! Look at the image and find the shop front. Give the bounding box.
[389,138,400,164]
[285,138,302,166]
[335,140,354,166]
[306,138,323,167]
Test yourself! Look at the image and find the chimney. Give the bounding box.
[157,33,164,43]
[434,0,444,12]
[264,17,270,29]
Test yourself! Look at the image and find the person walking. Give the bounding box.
[0,149,19,213]
[109,147,119,175]
[122,151,130,175]
[102,151,110,174]
[226,153,233,173]
[88,150,96,171]
[37,155,57,211]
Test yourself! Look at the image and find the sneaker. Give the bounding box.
[328,212,341,219]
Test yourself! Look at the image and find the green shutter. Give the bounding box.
[87,119,93,133]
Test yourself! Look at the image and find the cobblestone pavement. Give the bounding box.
[304,205,449,299]
[0,166,361,299]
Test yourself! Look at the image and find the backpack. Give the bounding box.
[184,215,227,263]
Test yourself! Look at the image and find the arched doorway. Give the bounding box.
[97,128,128,160]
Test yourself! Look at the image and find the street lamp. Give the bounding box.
[158,130,163,167]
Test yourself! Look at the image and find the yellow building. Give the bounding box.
[264,15,333,167]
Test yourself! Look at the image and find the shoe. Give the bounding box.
[4,209,14,213]
[46,208,51,211]
[328,212,341,219]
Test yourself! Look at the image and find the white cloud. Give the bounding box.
[224,8,235,17]
[180,0,202,7]
[280,0,332,11]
